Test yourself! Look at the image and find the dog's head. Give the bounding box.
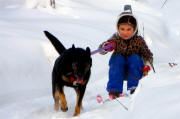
[69,45,92,84]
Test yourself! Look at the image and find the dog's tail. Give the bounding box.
[44,31,66,55]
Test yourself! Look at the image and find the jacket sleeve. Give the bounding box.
[138,36,153,64]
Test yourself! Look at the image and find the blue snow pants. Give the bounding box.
[107,54,144,93]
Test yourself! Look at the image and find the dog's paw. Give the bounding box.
[73,106,80,116]
[61,107,68,112]
[73,112,80,117]
[54,103,60,111]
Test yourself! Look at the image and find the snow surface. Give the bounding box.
[0,0,180,119]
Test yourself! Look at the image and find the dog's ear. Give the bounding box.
[86,47,91,55]
[72,44,75,50]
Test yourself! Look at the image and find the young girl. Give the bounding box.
[99,5,153,99]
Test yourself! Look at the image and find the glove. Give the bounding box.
[104,42,116,52]
[99,41,116,55]
[142,65,151,76]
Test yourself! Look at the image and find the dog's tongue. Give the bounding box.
[77,78,83,84]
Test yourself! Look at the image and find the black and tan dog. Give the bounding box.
[44,31,92,116]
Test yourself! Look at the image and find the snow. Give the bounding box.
[0,0,180,119]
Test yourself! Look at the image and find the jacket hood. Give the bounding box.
[116,5,138,38]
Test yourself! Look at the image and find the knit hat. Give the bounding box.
[116,5,138,38]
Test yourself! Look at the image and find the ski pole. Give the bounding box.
[161,0,168,8]
[115,98,128,111]
[150,62,156,73]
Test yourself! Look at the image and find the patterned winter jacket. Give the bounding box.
[100,33,153,64]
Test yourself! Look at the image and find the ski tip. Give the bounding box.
[96,94,103,103]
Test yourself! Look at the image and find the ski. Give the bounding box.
[96,94,129,111]
[96,83,142,111]
[97,94,130,103]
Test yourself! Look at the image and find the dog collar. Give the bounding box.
[63,73,84,86]
[67,72,75,83]
[69,77,75,83]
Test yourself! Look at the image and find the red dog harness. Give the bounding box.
[66,72,83,85]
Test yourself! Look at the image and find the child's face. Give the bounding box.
[118,24,134,40]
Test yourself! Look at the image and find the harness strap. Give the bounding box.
[69,77,75,83]
[62,74,75,83]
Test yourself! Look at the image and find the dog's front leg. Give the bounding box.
[59,86,68,112]
[73,87,86,116]
[53,88,60,111]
